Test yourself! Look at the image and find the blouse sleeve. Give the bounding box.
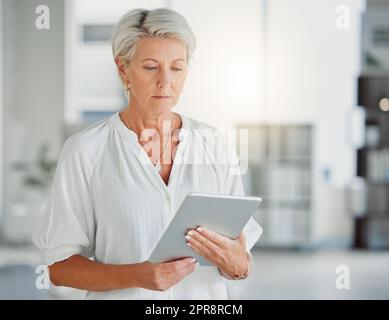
[32,137,95,267]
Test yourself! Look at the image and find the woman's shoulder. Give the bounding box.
[60,117,113,165]
[184,116,236,162]
[184,116,230,144]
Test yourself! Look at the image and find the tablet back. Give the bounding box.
[148,192,262,266]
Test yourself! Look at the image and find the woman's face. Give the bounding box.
[121,37,188,115]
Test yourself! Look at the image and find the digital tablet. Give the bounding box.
[148,192,262,266]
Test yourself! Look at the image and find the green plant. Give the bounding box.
[12,142,58,191]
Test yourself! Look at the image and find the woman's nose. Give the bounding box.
[157,81,164,89]
[157,69,172,88]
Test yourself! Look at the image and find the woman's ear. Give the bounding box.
[114,56,128,81]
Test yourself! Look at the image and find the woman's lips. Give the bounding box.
[152,96,172,99]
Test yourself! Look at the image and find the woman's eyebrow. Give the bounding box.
[142,58,159,63]
[141,58,186,63]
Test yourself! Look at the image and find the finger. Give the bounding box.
[161,257,196,273]
[170,262,198,286]
[237,231,246,244]
[191,226,229,248]
[187,228,224,254]
[187,235,216,264]
[168,258,199,278]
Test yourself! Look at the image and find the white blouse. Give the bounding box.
[33,111,263,300]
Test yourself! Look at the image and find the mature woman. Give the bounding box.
[33,8,262,299]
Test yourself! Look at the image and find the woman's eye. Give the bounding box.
[143,66,182,72]
[144,66,157,71]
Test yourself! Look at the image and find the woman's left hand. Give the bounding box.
[185,226,250,279]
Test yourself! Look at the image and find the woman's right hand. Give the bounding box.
[135,257,199,291]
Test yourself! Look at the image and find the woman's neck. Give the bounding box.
[121,102,185,146]
[123,105,175,139]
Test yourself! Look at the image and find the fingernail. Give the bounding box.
[187,230,194,236]
[185,235,191,241]
[187,241,191,247]
[196,226,203,233]
[190,257,196,263]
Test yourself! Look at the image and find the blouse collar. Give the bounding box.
[109,110,191,155]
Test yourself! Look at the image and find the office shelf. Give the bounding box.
[237,124,313,249]
[355,75,389,248]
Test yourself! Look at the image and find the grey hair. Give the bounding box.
[111,8,196,71]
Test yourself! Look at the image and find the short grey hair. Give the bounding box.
[111,8,196,69]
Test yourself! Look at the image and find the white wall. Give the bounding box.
[1,0,66,242]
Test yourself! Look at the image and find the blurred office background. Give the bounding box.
[1,0,389,299]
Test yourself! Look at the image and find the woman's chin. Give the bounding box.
[150,103,175,114]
